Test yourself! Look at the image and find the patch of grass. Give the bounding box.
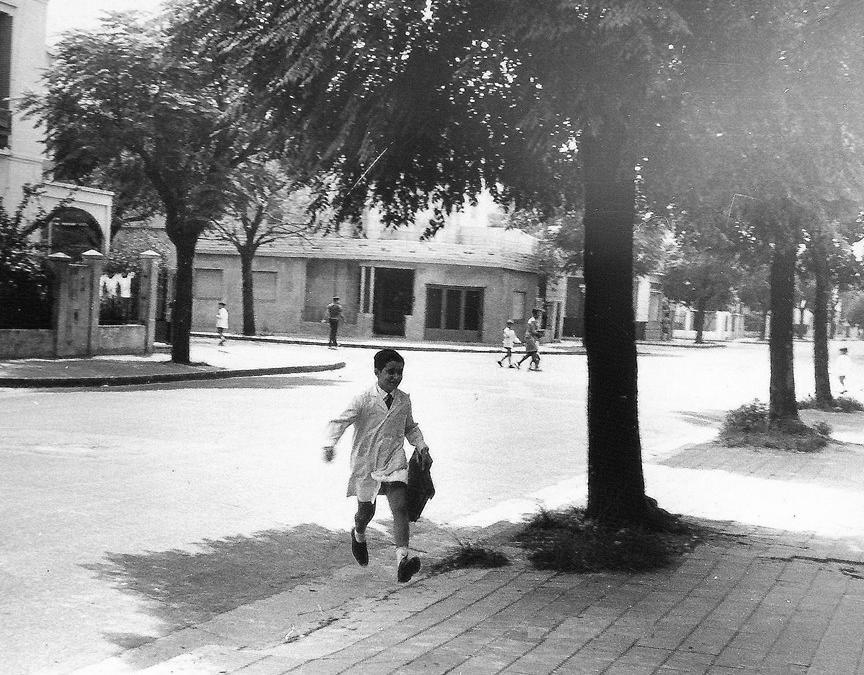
[514,507,704,573]
[721,400,830,452]
[429,539,511,574]
[798,395,864,413]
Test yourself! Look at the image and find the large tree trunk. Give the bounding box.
[170,232,198,365]
[582,122,646,527]
[240,250,256,336]
[694,298,707,344]
[812,231,832,405]
[768,239,799,423]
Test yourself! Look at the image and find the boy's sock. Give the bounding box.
[396,546,409,563]
[353,529,366,543]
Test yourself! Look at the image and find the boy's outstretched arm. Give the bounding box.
[323,395,361,463]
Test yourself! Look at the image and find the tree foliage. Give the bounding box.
[177,0,696,527]
[0,186,61,329]
[22,11,283,363]
[206,161,310,335]
[654,0,864,422]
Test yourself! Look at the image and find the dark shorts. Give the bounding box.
[378,481,407,495]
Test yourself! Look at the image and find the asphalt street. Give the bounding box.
[0,339,858,673]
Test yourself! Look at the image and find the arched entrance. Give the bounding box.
[45,207,104,261]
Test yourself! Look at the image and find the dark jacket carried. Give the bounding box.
[406,450,435,522]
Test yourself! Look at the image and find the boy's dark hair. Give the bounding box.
[374,348,404,370]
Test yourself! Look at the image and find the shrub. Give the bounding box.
[514,507,703,573]
[429,539,510,574]
[720,399,831,452]
[813,421,832,437]
[833,396,864,413]
[798,395,864,413]
[722,400,769,435]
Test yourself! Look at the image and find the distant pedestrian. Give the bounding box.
[165,301,174,342]
[497,319,521,368]
[216,301,228,346]
[516,308,543,371]
[322,348,432,583]
[326,296,344,349]
[118,272,133,322]
[836,346,852,394]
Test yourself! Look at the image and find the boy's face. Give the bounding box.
[375,360,403,393]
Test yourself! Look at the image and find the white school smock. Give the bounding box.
[324,384,427,501]
[502,327,520,348]
[216,307,229,329]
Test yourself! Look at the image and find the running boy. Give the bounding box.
[323,349,432,582]
[497,319,521,368]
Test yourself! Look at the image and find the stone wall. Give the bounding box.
[0,329,54,358]
[0,250,160,360]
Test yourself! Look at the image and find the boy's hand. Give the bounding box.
[419,446,432,468]
[323,446,335,463]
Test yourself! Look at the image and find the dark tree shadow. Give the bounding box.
[82,518,475,648]
[83,524,353,630]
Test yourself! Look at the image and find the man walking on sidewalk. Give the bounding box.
[326,296,344,349]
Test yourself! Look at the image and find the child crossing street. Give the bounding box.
[497,319,521,368]
[323,349,432,583]
[516,308,543,371]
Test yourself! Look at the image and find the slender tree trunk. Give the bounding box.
[768,239,799,423]
[582,121,646,527]
[812,231,832,405]
[694,298,706,344]
[170,231,198,365]
[240,249,256,336]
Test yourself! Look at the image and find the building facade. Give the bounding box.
[191,205,543,345]
[2,0,112,255]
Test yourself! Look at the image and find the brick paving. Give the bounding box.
[75,521,864,674]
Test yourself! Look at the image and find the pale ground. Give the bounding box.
[1,337,862,673]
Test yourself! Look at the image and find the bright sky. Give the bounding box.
[47,0,164,41]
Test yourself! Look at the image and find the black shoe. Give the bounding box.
[397,555,421,583]
[351,529,368,566]
[497,361,503,367]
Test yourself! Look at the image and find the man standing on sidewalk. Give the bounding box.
[326,296,344,349]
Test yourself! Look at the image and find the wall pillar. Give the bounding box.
[139,250,161,354]
[80,249,104,356]
[47,252,72,357]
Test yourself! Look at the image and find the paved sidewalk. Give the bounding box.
[73,426,864,675]
[77,526,864,675]
[0,339,346,387]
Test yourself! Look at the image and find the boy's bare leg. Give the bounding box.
[386,485,420,582]
[385,486,409,548]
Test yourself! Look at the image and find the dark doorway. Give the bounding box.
[373,268,415,336]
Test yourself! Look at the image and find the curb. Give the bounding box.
[190,333,726,353]
[0,362,345,389]
[190,332,588,354]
